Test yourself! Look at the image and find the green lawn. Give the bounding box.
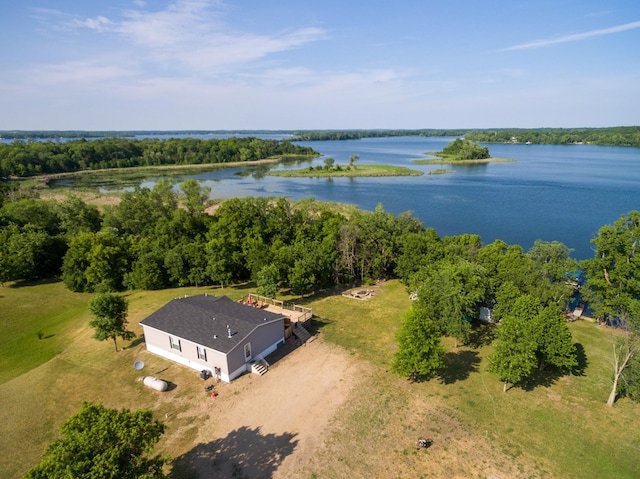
[307,281,640,479]
[1,279,639,479]
[0,281,93,384]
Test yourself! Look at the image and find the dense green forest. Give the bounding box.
[0,137,317,178]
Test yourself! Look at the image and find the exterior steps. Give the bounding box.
[292,323,314,344]
[251,360,268,376]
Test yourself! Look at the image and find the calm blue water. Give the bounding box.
[131,136,640,260]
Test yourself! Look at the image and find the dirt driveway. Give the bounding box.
[165,338,361,478]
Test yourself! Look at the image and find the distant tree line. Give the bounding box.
[2,127,638,147]
[0,131,133,140]
[465,126,640,147]
[291,127,640,146]
[0,137,316,178]
[291,129,468,141]
[0,130,293,140]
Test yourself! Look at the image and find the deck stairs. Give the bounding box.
[250,359,269,376]
[292,323,314,344]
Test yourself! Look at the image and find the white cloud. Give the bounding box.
[71,15,113,32]
[499,20,640,51]
[63,0,326,75]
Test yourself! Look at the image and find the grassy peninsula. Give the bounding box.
[268,164,423,177]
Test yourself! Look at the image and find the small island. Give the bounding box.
[413,138,514,164]
[267,155,423,178]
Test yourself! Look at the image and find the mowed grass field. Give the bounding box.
[1,279,640,478]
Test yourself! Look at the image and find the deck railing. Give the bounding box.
[244,293,313,322]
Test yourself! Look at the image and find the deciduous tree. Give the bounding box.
[392,307,444,381]
[256,263,280,298]
[488,296,538,392]
[88,292,134,351]
[414,259,488,347]
[488,294,577,391]
[25,402,166,479]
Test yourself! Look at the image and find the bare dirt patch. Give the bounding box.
[161,338,362,478]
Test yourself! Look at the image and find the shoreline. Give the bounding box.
[414,156,515,165]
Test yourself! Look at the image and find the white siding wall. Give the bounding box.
[141,325,231,381]
[141,318,285,383]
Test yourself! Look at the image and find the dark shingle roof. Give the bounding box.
[139,295,284,354]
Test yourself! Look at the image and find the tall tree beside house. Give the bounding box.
[392,307,444,381]
[25,402,167,479]
[88,292,134,352]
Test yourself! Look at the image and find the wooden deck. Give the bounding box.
[240,293,313,324]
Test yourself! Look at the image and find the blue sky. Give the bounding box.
[1,0,639,130]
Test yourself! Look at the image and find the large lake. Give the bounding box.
[130,135,640,260]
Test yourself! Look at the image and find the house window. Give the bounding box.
[170,336,181,351]
[197,346,207,361]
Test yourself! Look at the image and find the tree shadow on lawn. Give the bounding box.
[467,321,497,348]
[517,342,589,391]
[170,426,298,479]
[571,343,588,377]
[128,335,145,348]
[292,285,350,306]
[439,349,481,384]
[8,277,63,288]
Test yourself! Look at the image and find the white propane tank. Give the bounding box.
[143,376,168,392]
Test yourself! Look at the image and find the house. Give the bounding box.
[139,294,286,382]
